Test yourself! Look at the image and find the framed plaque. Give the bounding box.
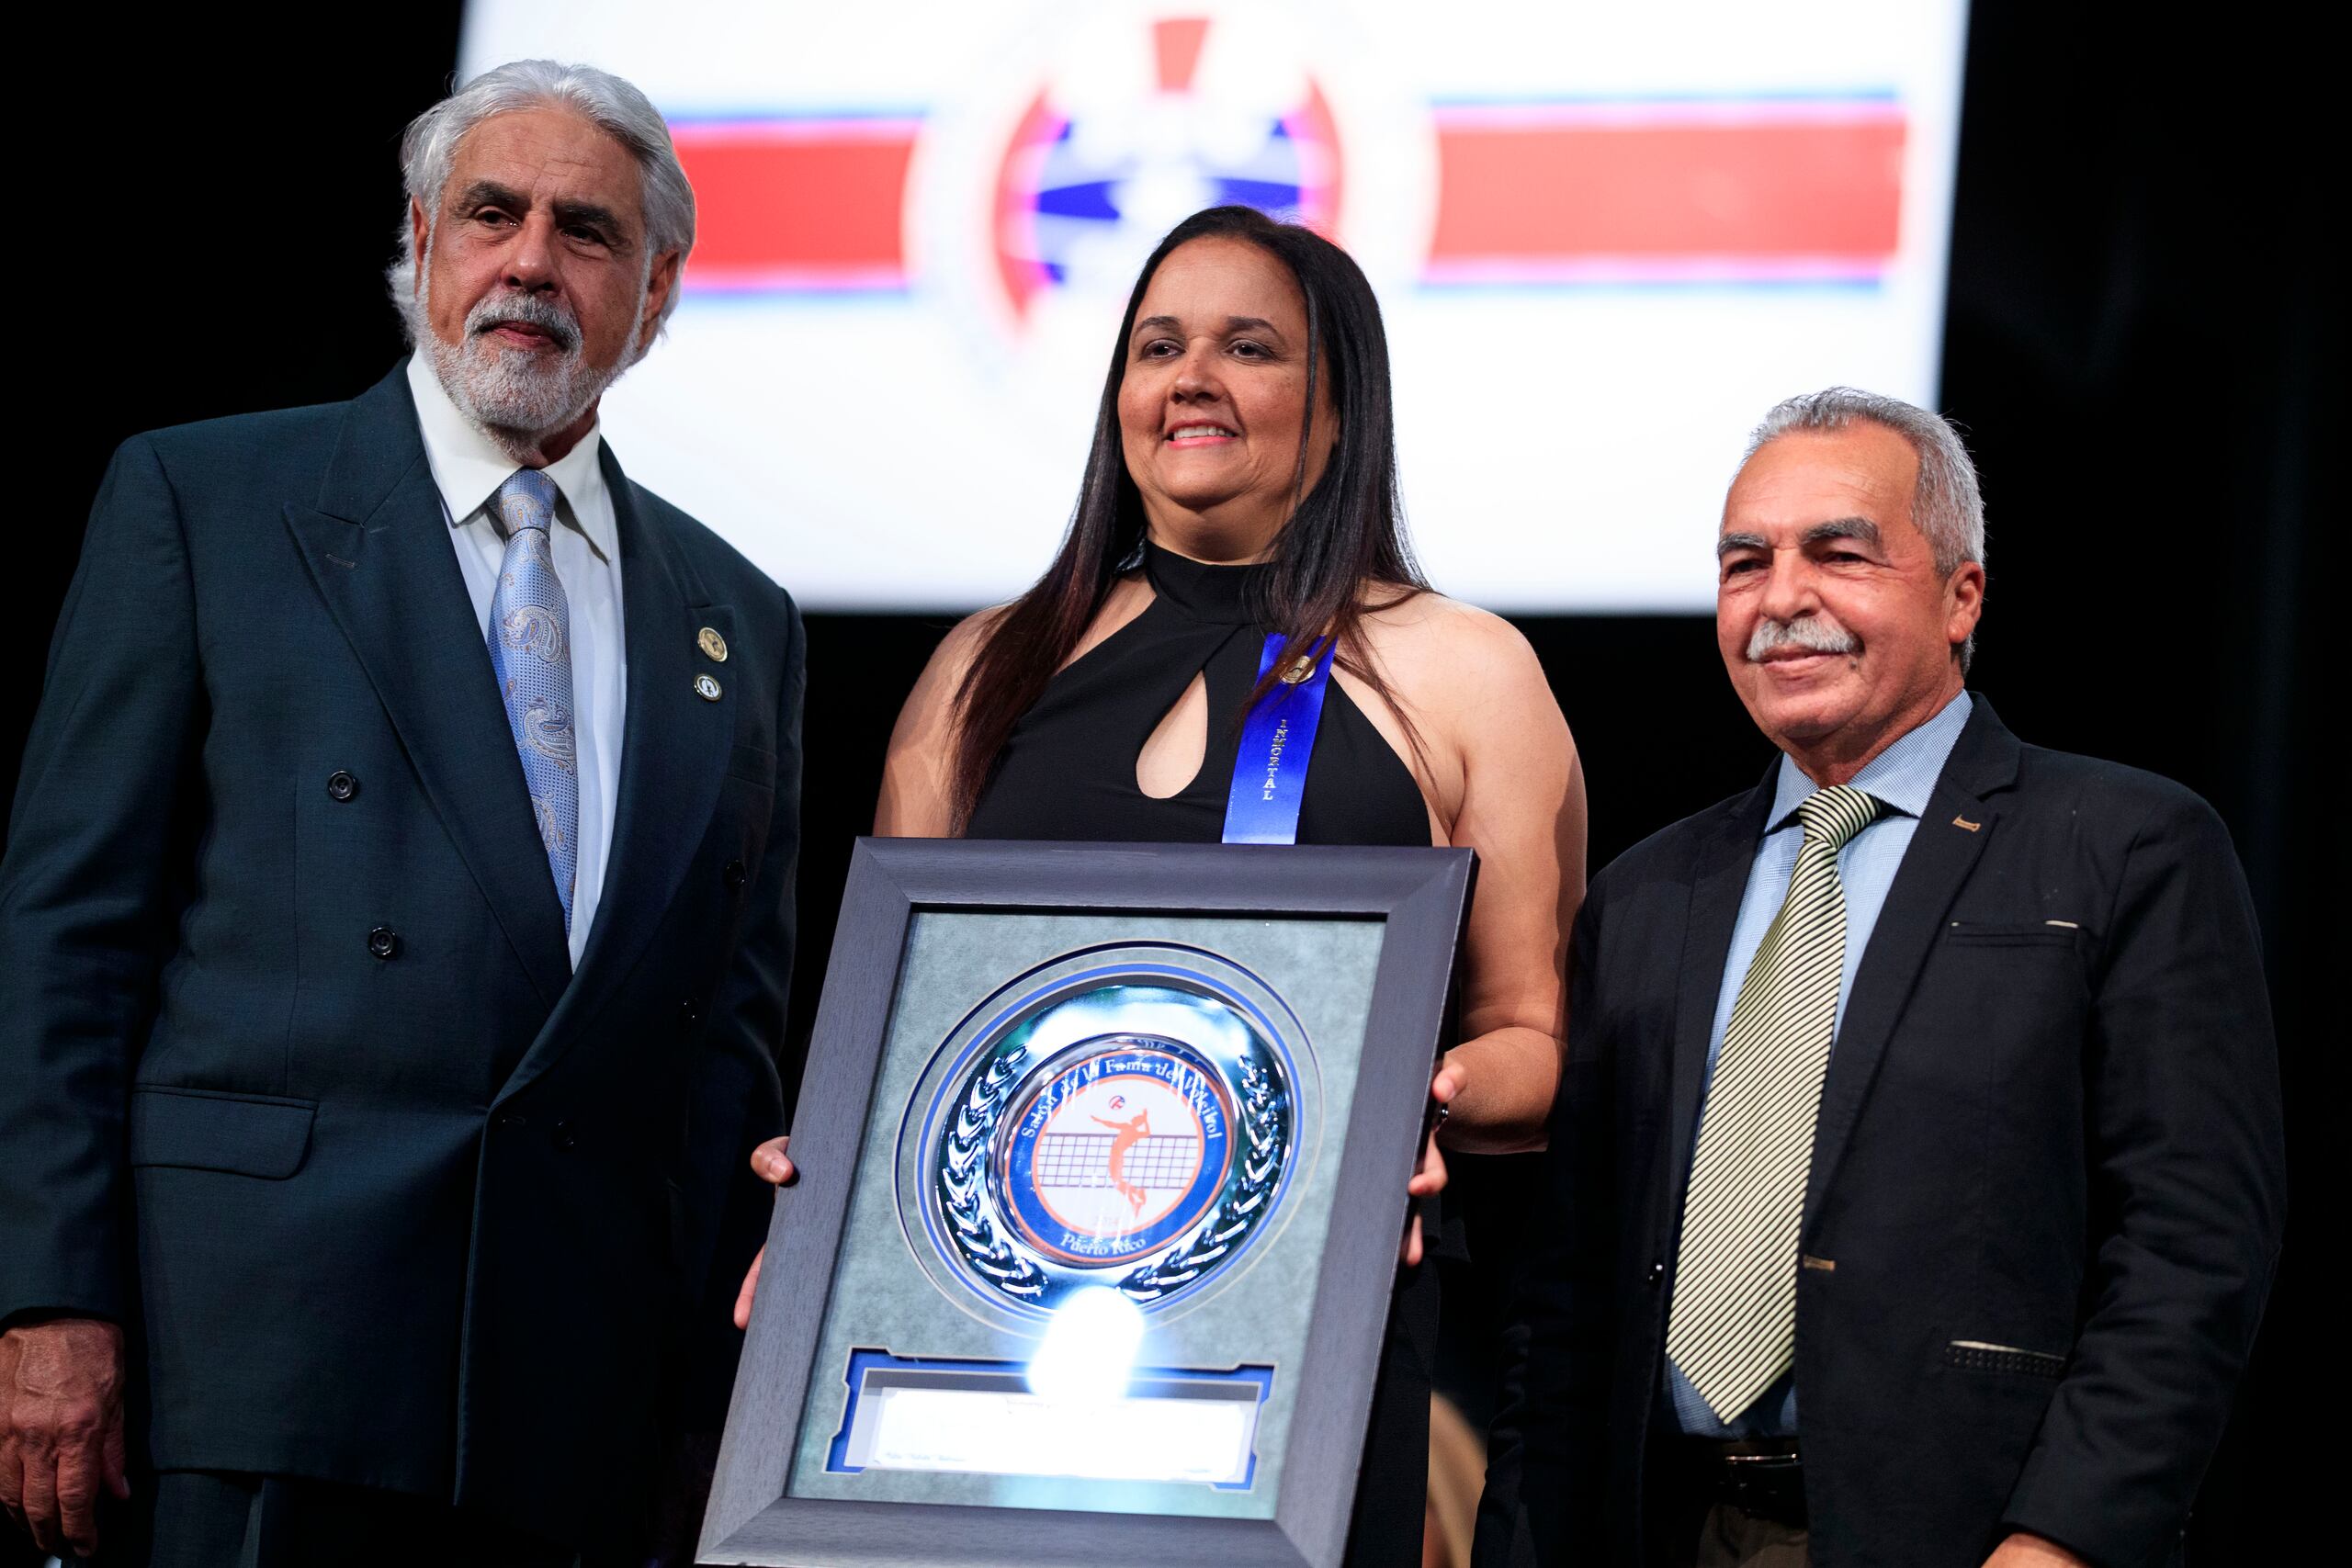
[699,837,1476,1568]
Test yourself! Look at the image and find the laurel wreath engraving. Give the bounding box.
[937,1042,1048,1302]
[1117,1055,1288,1305]
[938,1037,1290,1311]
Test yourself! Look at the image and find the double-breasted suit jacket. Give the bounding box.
[0,361,805,1542]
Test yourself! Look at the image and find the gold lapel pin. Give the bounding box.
[693,673,722,702]
[1279,655,1317,684]
[1951,815,1981,832]
[697,626,729,662]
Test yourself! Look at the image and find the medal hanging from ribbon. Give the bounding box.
[1221,633,1338,845]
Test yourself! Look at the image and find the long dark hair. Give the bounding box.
[950,205,1428,826]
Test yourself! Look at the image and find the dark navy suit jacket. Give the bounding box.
[1475,700,2285,1568]
[0,362,805,1544]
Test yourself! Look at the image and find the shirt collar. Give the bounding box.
[404,352,614,564]
[1765,689,1974,831]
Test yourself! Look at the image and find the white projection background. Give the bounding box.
[458,1,1969,611]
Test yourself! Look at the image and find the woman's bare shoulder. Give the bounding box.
[940,603,1010,661]
[879,606,1012,836]
[898,604,1009,729]
[1358,586,1551,700]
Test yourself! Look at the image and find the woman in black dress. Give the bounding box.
[766,206,1584,1562]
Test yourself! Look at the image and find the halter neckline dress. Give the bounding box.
[966,540,1441,1568]
[965,541,1430,849]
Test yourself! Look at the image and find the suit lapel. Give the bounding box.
[1803,700,2022,1225]
[1664,772,1777,1211]
[495,451,736,1102]
[283,364,572,1010]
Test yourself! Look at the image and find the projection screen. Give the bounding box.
[458,1,1970,611]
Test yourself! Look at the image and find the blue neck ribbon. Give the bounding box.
[1221,633,1338,845]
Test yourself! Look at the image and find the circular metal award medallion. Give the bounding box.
[990,1035,1235,1269]
[898,947,1316,1325]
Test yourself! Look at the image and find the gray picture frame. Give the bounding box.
[699,836,1476,1568]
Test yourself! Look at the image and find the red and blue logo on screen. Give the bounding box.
[668,11,1905,324]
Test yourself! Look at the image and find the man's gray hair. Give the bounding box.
[386,60,695,351]
[1746,387,1986,575]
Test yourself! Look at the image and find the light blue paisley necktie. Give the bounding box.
[487,468,579,931]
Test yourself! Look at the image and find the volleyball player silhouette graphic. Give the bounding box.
[1091,1110,1154,1214]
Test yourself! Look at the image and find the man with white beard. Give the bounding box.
[0,61,804,1564]
[1477,389,2284,1568]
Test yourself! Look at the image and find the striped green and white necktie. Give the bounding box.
[1667,784,1883,1424]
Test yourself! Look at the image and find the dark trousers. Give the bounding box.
[107,1472,611,1568]
[1645,1430,1810,1568]
[1655,1505,1808,1568]
[1343,1251,1442,1568]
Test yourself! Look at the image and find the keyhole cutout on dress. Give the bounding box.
[1136,670,1211,799]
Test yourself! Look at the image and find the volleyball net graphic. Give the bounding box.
[1031,1132,1203,1190]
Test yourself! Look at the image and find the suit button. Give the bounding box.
[552,1120,577,1151]
[1647,1260,1666,1289]
[723,858,747,891]
[679,998,702,1030]
[367,926,399,960]
[326,770,359,802]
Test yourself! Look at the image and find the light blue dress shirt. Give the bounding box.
[1668,690,1973,1436]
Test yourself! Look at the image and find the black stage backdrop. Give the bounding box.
[7,8,2325,1560]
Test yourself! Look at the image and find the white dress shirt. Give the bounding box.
[404,354,627,965]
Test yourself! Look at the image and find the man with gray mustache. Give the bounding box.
[1,60,803,1563]
[1477,389,2283,1568]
